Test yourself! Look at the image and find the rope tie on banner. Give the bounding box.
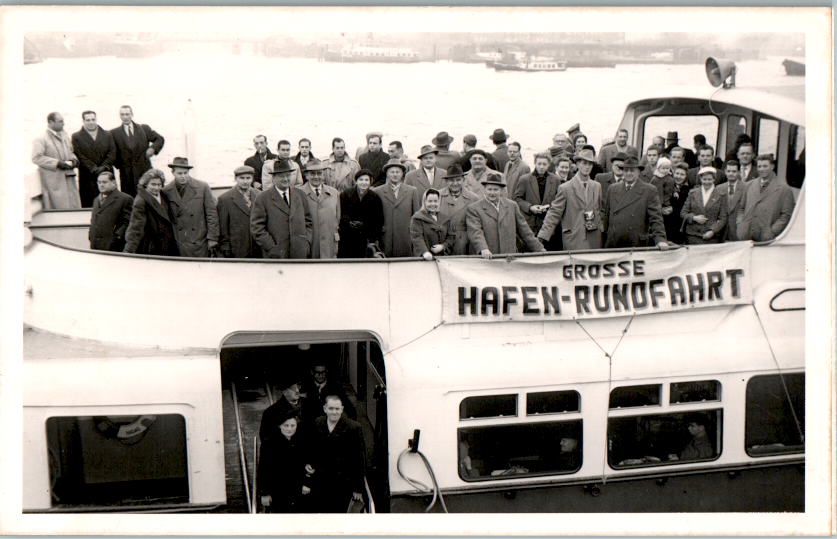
[574,313,637,485]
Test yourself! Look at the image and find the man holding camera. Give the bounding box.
[537,148,603,250]
[32,112,81,209]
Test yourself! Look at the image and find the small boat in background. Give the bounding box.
[494,54,567,72]
[782,58,805,76]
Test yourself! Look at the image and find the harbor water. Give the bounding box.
[24,52,798,187]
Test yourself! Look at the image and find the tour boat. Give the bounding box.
[21,57,806,517]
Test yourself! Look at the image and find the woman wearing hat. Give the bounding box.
[410,188,456,260]
[680,166,729,244]
[337,169,384,258]
[257,408,312,513]
[123,168,179,256]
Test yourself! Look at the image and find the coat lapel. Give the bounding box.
[142,190,171,222]
[480,199,499,221]
[268,187,291,215]
[613,182,642,212]
[231,188,252,215]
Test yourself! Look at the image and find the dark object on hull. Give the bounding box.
[782,59,805,76]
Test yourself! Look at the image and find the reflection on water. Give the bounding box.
[24,52,798,187]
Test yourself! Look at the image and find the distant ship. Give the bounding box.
[782,58,805,76]
[322,45,420,63]
[494,55,567,72]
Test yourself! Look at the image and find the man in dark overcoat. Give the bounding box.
[72,110,117,207]
[513,152,561,237]
[602,157,670,249]
[371,159,421,257]
[110,105,164,198]
[307,395,367,513]
[162,157,219,257]
[251,159,313,259]
[217,165,261,258]
[243,134,276,190]
[88,171,133,252]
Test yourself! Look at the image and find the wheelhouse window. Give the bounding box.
[725,114,748,156]
[643,115,719,150]
[609,384,661,409]
[459,394,517,419]
[47,414,189,507]
[458,420,582,481]
[756,117,780,159]
[745,373,805,456]
[786,125,805,188]
[670,380,720,404]
[527,390,580,415]
[608,410,722,469]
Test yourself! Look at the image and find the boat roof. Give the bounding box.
[627,84,805,127]
[23,326,212,359]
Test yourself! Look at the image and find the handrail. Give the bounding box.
[363,477,376,514]
[229,382,252,513]
[251,436,259,513]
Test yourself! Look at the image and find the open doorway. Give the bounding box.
[217,332,387,513]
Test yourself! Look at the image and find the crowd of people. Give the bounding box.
[32,106,798,259]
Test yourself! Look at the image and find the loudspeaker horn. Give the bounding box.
[705,57,737,88]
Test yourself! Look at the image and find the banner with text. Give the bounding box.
[437,242,753,323]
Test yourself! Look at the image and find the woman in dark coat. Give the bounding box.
[410,188,456,259]
[337,169,384,258]
[257,411,311,513]
[123,169,179,256]
[666,163,691,244]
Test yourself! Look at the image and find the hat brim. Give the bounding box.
[444,173,466,179]
[418,150,439,158]
[271,168,295,175]
[383,163,407,173]
[168,164,193,169]
[622,164,645,171]
[432,136,454,146]
[573,156,597,164]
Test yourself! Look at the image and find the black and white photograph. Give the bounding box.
[0,5,833,536]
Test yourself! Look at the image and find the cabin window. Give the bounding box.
[458,420,582,480]
[459,394,517,419]
[643,115,719,150]
[527,390,580,415]
[755,117,780,159]
[609,384,661,409]
[670,380,720,404]
[725,115,748,157]
[608,410,722,469]
[786,125,805,188]
[745,373,805,456]
[46,414,189,507]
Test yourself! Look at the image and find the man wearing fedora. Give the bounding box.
[664,131,696,168]
[359,132,390,187]
[217,165,261,258]
[438,164,479,255]
[595,152,627,194]
[537,149,604,251]
[602,156,669,250]
[110,105,165,198]
[300,159,341,259]
[489,128,511,172]
[372,159,421,257]
[430,131,461,171]
[162,157,219,257]
[466,174,545,258]
[405,145,446,198]
[262,140,303,191]
[251,159,313,259]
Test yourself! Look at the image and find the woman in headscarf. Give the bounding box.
[337,169,384,258]
[648,156,675,219]
[410,188,456,260]
[257,410,312,513]
[123,168,179,256]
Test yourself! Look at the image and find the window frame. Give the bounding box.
[744,372,805,458]
[526,389,581,417]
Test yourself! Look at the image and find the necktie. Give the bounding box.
[760,181,767,193]
[282,191,289,205]
[730,184,735,196]
[626,183,632,192]
[126,124,133,138]
[315,187,320,197]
